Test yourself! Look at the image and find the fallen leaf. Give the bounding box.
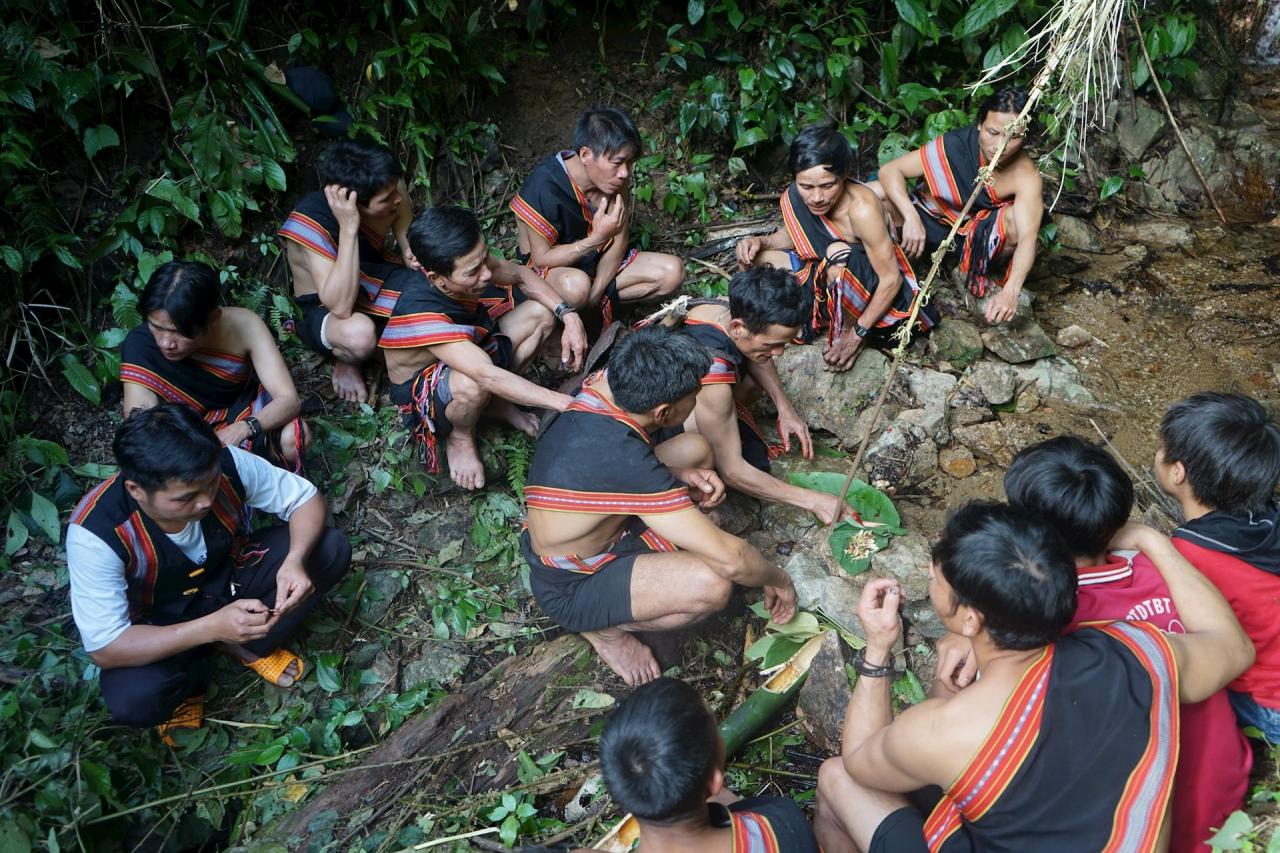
[34,37,69,58]
[264,62,286,85]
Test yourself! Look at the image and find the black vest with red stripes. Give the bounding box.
[70,450,249,625]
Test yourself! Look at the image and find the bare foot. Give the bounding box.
[445,429,486,489]
[332,361,368,403]
[490,400,539,437]
[582,628,660,686]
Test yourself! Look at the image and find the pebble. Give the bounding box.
[1056,324,1093,348]
[938,445,977,478]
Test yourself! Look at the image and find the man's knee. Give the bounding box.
[685,432,715,469]
[654,253,685,295]
[447,370,489,412]
[328,314,378,361]
[818,755,851,795]
[280,420,310,463]
[689,566,733,613]
[554,268,592,308]
[100,666,193,728]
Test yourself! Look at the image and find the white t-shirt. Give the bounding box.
[66,447,318,652]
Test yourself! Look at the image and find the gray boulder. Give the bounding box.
[1054,215,1103,253]
[797,631,851,753]
[864,419,938,487]
[775,344,892,445]
[1114,99,1168,160]
[981,317,1058,364]
[967,360,1018,405]
[928,319,985,368]
[869,533,933,601]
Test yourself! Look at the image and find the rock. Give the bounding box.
[902,365,958,410]
[1116,219,1193,249]
[1055,324,1093,348]
[897,407,945,441]
[1114,99,1168,160]
[938,445,977,478]
[775,344,892,444]
[952,419,1042,467]
[864,420,938,487]
[928,319,984,368]
[761,499,820,543]
[980,317,1058,364]
[870,534,933,601]
[565,776,606,823]
[1014,388,1041,414]
[950,405,994,428]
[1054,215,1103,253]
[359,650,398,703]
[414,501,473,557]
[359,568,406,623]
[797,631,851,753]
[1012,358,1096,406]
[780,545,863,637]
[716,490,761,537]
[967,361,1017,405]
[403,648,468,688]
[904,598,947,640]
[967,288,1035,327]
[1273,363,1280,391]
[1147,124,1236,200]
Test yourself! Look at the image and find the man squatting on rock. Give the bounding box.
[522,325,799,685]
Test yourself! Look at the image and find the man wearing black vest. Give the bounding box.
[66,404,350,740]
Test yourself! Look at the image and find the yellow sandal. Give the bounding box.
[156,695,204,747]
[242,648,306,688]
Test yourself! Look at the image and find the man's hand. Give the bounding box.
[763,579,799,624]
[811,492,861,526]
[674,467,726,509]
[736,236,764,269]
[273,558,313,618]
[900,210,926,258]
[1109,522,1160,554]
[324,184,361,232]
[560,313,588,372]
[984,287,1019,325]
[822,330,863,372]
[590,195,626,244]
[401,244,422,272]
[208,599,274,645]
[931,632,977,697]
[858,578,903,659]
[215,422,252,449]
[776,406,813,459]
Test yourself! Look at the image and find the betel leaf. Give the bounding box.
[786,472,900,527]
[28,492,60,545]
[83,124,120,158]
[1205,810,1252,851]
[261,158,287,191]
[894,0,930,36]
[5,512,28,556]
[1099,175,1124,201]
[60,352,101,406]
[953,0,1017,39]
[829,519,897,577]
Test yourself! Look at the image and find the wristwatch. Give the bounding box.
[853,323,870,339]
[553,301,577,321]
[244,416,263,438]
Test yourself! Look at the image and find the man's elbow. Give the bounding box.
[705,538,756,584]
[1230,634,1257,679]
[89,647,122,669]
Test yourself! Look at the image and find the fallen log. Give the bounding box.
[262,635,601,849]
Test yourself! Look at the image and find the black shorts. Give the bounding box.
[522,521,672,633]
[293,293,387,356]
[868,786,943,853]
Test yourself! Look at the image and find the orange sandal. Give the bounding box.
[242,648,306,688]
[156,695,204,747]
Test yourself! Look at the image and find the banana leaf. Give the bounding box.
[786,471,900,527]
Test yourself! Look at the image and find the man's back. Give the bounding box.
[924,623,1176,852]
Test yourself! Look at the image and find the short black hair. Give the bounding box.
[788,122,854,177]
[138,260,223,337]
[1160,392,1280,515]
[1005,436,1134,559]
[599,677,719,824]
[573,106,642,158]
[728,267,812,333]
[932,501,1078,651]
[315,138,403,205]
[976,87,1032,129]
[114,403,224,492]
[408,206,484,277]
[610,326,711,413]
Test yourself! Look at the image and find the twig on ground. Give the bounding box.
[686,256,732,281]
[390,827,499,852]
[726,762,818,782]
[1088,419,1182,522]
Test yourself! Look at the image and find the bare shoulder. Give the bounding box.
[1008,152,1045,191]
[220,306,270,335]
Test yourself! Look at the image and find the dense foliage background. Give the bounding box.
[0,0,1243,850]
